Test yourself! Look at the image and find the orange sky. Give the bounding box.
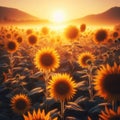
[0,0,120,21]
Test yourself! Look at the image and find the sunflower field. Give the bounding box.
[0,24,120,120]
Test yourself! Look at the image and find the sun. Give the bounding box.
[52,10,65,23]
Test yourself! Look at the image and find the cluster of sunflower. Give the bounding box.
[0,24,120,120]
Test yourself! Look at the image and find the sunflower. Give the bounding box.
[80,24,86,32]
[94,63,120,101]
[94,29,108,44]
[16,36,23,44]
[34,47,60,72]
[26,29,33,35]
[48,73,76,101]
[23,109,57,120]
[99,106,120,120]
[27,34,38,46]
[112,31,119,38]
[6,33,11,39]
[64,25,79,40]
[41,26,49,35]
[11,94,31,115]
[78,52,95,68]
[5,40,18,53]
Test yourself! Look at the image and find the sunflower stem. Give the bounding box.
[112,100,117,112]
[9,53,14,77]
[44,72,50,97]
[44,72,50,112]
[60,100,64,120]
[88,65,94,100]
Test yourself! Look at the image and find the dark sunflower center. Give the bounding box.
[28,35,37,44]
[95,30,107,42]
[40,53,54,66]
[8,42,16,50]
[6,34,11,39]
[55,81,70,95]
[17,37,22,43]
[82,56,91,65]
[103,74,120,94]
[113,32,119,38]
[109,115,120,120]
[15,99,27,110]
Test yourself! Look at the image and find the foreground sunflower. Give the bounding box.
[5,40,18,53]
[99,106,120,120]
[23,109,57,120]
[34,47,60,72]
[94,29,108,44]
[94,63,120,101]
[78,52,95,68]
[48,73,76,101]
[11,94,31,115]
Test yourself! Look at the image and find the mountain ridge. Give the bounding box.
[70,6,120,25]
[0,6,120,25]
[0,6,48,23]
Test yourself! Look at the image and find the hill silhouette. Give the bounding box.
[71,6,120,25]
[0,6,120,25]
[0,6,48,23]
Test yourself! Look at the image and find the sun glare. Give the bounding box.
[52,10,65,23]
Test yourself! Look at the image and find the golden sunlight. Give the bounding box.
[52,10,65,23]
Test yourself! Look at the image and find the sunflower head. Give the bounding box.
[64,25,79,40]
[6,33,11,39]
[99,106,120,120]
[41,26,49,35]
[48,73,77,101]
[80,24,86,32]
[5,40,18,53]
[11,94,31,115]
[16,36,23,44]
[23,109,57,120]
[94,29,108,44]
[94,63,120,101]
[78,52,95,68]
[26,29,33,35]
[112,31,119,38]
[27,34,38,46]
[34,47,60,72]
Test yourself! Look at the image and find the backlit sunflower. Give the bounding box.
[94,29,108,44]
[48,73,77,101]
[78,52,95,68]
[99,106,120,120]
[94,63,120,101]
[11,94,31,115]
[23,109,57,120]
[27,34,38,46]
[80,24,86,32]
[34,47,60,72]
[5,40,18,53]
[41,26,49,35]
[64,25,79,40]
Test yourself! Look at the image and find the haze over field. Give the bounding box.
[0,0,120,22]
[0,6,120,26]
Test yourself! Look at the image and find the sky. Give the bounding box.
[0,0,120,21]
